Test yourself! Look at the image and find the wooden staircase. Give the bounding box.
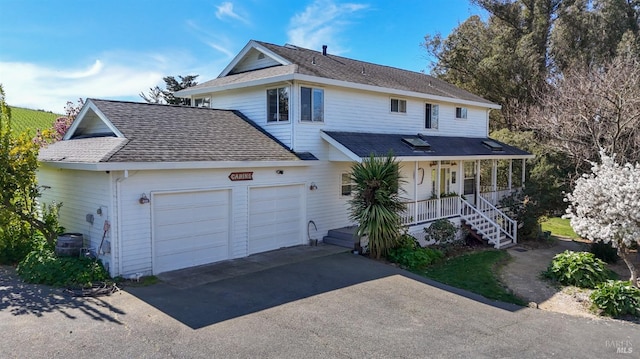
[460,197,517,249]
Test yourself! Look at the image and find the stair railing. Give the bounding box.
[459,197,502,248]
[476,195,517,244]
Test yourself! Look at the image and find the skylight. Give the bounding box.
[402,137,431,150]
[482,140,503,152]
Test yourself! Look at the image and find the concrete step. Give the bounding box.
[322,236,355,249]
[327,226,358,241]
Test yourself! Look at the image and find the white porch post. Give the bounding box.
[491,159,497,204]
[436,161,441,218]
[414,161,418,225]
[508,160,513,190]
[457,161,464,195]
[521,159,526,189]
[475,160,481,203]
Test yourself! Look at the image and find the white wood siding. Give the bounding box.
[232,48,281,73]
[36,166,114,271]
[210,87,293,148]
[114,166,308,276]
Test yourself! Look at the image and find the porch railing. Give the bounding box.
[480,187,520,207]
[400,189,518,227]
[400,196,460,226]
[477,195,517,244]
[460,198,503,247]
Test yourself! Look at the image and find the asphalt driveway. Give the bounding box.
[1,249,638,358]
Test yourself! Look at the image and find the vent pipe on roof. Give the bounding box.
[312,56,316,65]
[322,45,327,56]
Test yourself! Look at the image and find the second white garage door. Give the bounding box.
[153,189,230,274]
[248,185,304,255]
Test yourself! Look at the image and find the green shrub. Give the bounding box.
[590,241,619,264]
[424,219,458,244]
[0,202,62,265]
[590,280,640,317]
[0,223,49,265]
[387,246,444,270]
[395,233,420,250]
[543,250,609,288]
[17,249,110,287]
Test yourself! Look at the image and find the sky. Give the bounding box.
[0,0,484,113]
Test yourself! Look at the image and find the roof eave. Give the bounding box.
[38,159,317,171]
[176,72,500,109]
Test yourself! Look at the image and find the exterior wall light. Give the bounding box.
[309,182,318,190]
[139,193,150,204]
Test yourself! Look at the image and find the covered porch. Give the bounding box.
[400,158,527,226]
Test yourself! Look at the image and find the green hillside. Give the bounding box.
[7,106,60,137]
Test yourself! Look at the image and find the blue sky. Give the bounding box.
[0,0,483,113]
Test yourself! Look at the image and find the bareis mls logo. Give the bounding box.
[606,340,633,354]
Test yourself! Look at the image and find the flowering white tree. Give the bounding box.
[565,151,640,286]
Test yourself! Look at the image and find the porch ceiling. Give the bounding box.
[321,131,533,161]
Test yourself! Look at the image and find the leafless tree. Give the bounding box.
[522,55,640,174]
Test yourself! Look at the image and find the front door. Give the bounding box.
[463,161,476,205]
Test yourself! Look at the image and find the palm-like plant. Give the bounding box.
[349,154,406,259]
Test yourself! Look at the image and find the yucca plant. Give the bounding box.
[349,153,406,259]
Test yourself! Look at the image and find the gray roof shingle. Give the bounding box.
[323,131,531,158]
[185,41,496,106]
[40,99,301,163]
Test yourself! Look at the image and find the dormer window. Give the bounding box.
[267,87,289,122]
[456,107,468,119]
[390,98,407,113]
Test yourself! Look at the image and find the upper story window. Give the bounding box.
[425,103,439,129]
[267,87,289,122]
[455,107,468,119]
[390,98,407,113]
[301,87,324,122]
[194,97,211,108]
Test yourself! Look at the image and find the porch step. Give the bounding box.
[323,226,358,249]
[461,220,514,249]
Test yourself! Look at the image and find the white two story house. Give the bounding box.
[37,40,532,277]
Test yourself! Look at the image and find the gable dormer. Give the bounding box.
[63,99,123,140]
[218,40,290,78]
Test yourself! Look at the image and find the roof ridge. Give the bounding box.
[89,98,238,112]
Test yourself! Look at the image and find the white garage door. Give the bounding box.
[249,185,304,255]
[153,190,230,274]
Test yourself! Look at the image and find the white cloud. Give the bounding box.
[215,2,250,25]
[287,0,369,53]
[186,20,237,61]
[0,53,184,113]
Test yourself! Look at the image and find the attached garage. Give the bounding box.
[248,184,305,255]
[152,190,231,274]
[38,99,312,277]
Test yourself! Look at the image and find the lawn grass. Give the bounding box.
[540,217,579,239]
[421,250,527,306]
[8,106,60,137]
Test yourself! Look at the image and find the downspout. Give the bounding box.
[115,170,128,276]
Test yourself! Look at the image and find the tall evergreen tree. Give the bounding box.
[140,75,199,105]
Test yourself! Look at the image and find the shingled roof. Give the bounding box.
[39,99,302,164]
[322,131,531,159]
[181,40,496,106]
